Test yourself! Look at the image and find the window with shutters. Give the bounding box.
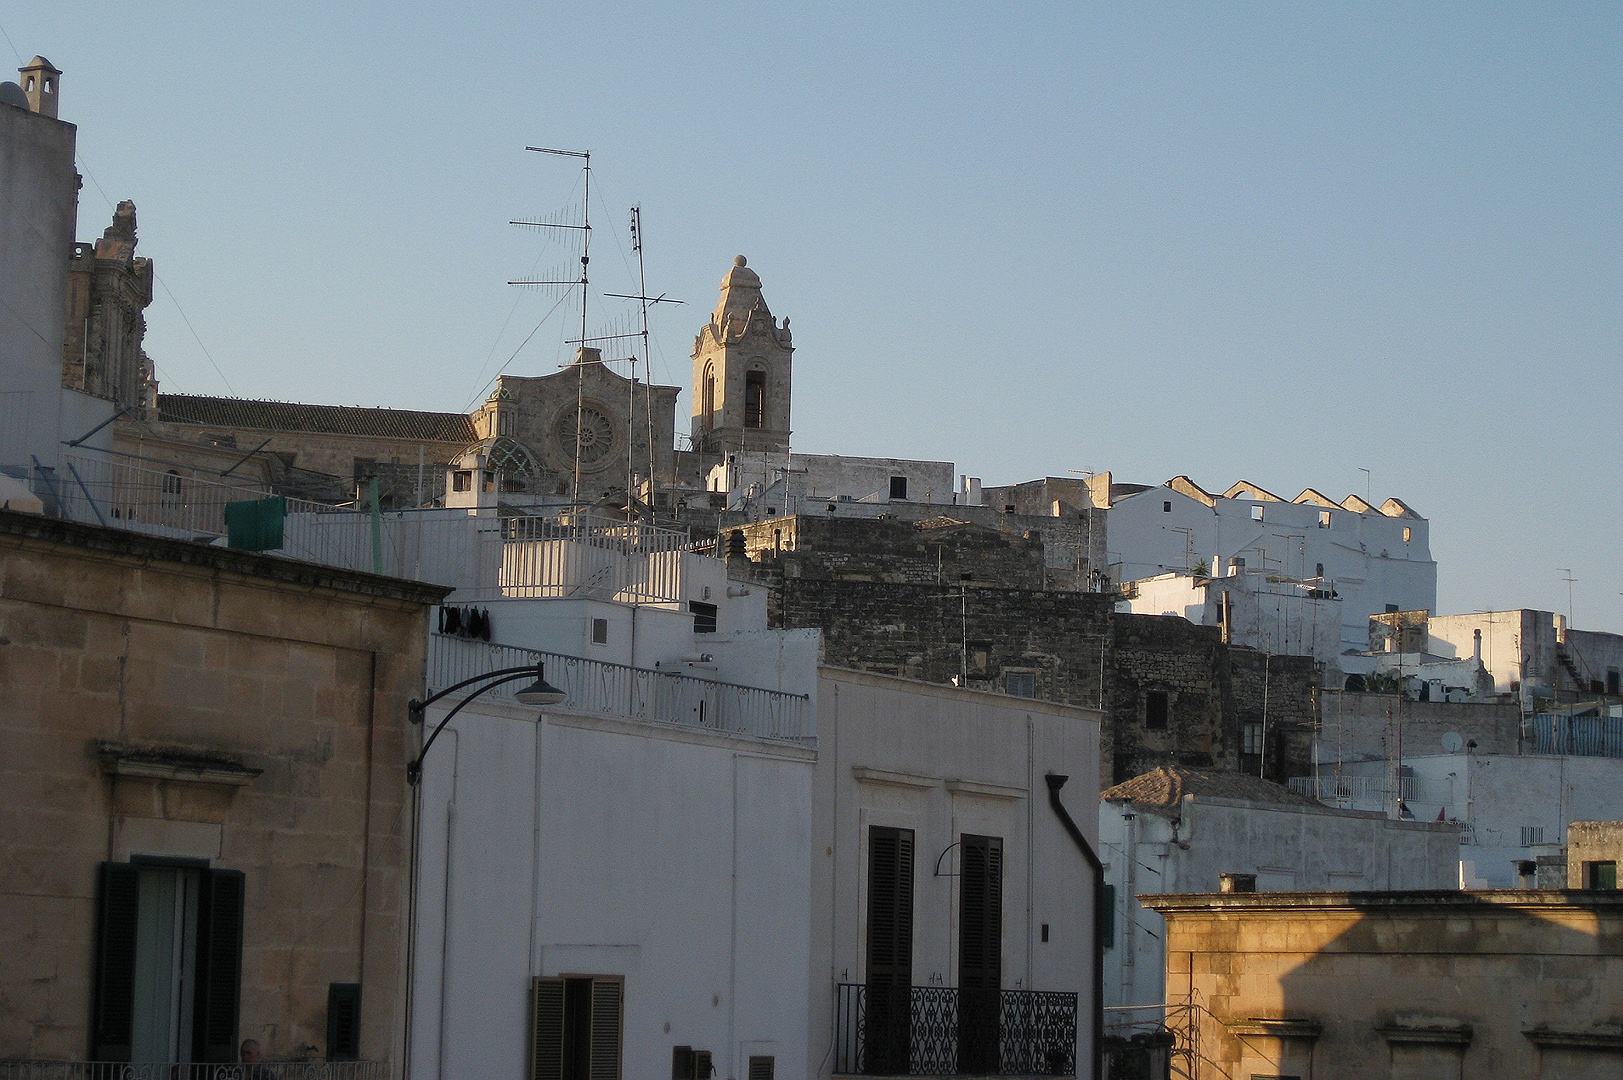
[958,834,1003,1075]
[689,601,718,634]
[530,975,623,1080]
[91,861,245,1065]
[746,1055,775,1080]
[865,826,914,1075]
[326,983,361,1061]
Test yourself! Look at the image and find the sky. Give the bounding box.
[8,2,1621,631]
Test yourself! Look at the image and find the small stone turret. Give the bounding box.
[19,56,60,118]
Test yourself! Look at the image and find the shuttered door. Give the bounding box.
[587,979,623,1080]
[92,862,141,1061]
[326,983,362,1061]
[865,826,914,1074]
[958,834,1003,1073]
[531,978,566,1080]
[193,869,246,1063]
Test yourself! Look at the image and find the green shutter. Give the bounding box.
[959,835,1003,989]
[1099,883,1117,948]
[530,978,565,1080]
[193,869,246,1063]
[91,862,141,1061]
[326,983,362,1061]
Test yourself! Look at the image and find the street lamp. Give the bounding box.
[405,663,567,784]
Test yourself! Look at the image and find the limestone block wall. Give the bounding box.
[1147,890,1623,1080]
[0,510,446,1064]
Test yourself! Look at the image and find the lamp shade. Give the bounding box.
[513,664,567,706]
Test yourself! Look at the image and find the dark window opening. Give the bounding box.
[452,471,472,492]
[530,975,622,1080]
[746,1055,774,1080]
[1099,882,1116,948]
[744,370,765,429]
[889,476,908,500]
[1163,501,1172,513]
[1587,861,1619,890]
[689,601,718,634]
[591,618,609,645]
[1144,691,1170,730]
[326,983,361,1061]
[1609,669,1621,695]
[1004,671,1036,698]
[1242,722,1264,757]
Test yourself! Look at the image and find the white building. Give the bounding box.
[1098,767,1457,1014]
[1109,476,1436,666]
[0,58,118,493]
[812,669,1102,1079]
[410,540,821,1080]
[1422,609,1623,703]
[1295,749,1623,889]
[707,450,959,519]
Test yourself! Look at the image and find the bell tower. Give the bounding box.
[18,56,60,118]
[690,255,792,457]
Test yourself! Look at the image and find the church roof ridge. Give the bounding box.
[155,394,478,442]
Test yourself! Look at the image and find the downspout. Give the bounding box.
[1044,773,1104,1080]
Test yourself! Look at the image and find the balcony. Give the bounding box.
[834,984,1078,1077]
[429,636,813,744]
[0,1064,387,1080]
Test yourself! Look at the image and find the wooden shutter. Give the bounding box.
[530,977,565,1080]
[865,827,914,987]
[91,862,141,1061]
[326,983,362,1061]
[588,978,623,1080]
[193,868,246,1063]
[958,834,1003,989]
[672,1046,695,1080]
[747,1055,775,1080]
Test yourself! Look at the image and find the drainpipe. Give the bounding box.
[1044,773,1104,1080]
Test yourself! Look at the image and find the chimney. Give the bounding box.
[1473,628,1482,663]
[18,56,60,118]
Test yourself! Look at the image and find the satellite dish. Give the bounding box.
[0,83,29,111]
[1440,732,1464,753]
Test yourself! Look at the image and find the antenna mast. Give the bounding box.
[607,207,684,520]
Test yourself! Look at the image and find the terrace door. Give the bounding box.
[957,834,1002,1074]
[865,826,914,1074]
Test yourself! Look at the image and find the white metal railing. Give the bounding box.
[59,452,269,540]
[52,457,690,605]
[0,1064,386,1080]
[427,635,813,744]
[1288,774,1453,808]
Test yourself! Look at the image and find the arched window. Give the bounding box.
[703,364,716,424]
[744,370,765,429]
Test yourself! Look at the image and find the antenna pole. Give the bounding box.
[572,153,592,505]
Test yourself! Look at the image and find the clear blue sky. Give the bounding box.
[9,2,1621,631]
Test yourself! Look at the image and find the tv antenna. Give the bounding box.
[509,147,595,503]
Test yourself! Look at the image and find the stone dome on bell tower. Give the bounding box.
[691,255,793,457]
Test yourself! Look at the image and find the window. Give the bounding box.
[958,834,1003,1074]
[1099,882,1116,948]
[1162,501,1172,513]
[1314,563,1324,578]
[889,476,908,500]
[702,364,716,424]
[452,470,472,492]
[1521,826,1545,847]
[672,1047,715,1079]
[529,976,623,1080]
[1004,671,1037,698]
[744,370,765,429]
[326,983,361,1061]
[1250,505,1264,521]
[689,601,717,634]
[1587,861,1618,890]
[1610,669,1621,696]
[1402,527,1412,542]
[498,410,516,436]
[92,862,245,1064]
[1242,722,1264,757]
[591,618,609,645]
[1318,510,1331,528]
[747,1055,775,1080]
[866,826,915,1075]
[162,470,184,497]
[1144,690,1169,730]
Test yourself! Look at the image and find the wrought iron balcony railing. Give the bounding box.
[834,984,1078,1077]
[0,1063,387,1080]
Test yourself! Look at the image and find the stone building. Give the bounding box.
[1145,889,1623,1079]
[0,507,446,1068]
[63,200,156,415]
[730,513,1319,788]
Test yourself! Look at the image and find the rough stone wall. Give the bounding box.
[1317,690,1524,763]
[1567,821,1623,887]
[740,514,1048,590]
[0,510,445,1064]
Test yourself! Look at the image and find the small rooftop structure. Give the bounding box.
[1102,765,1326,811]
